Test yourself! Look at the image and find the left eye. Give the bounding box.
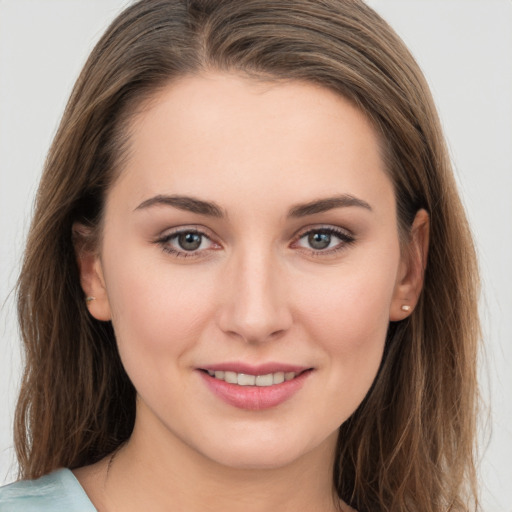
[295,228,353,251]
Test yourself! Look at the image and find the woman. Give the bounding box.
[0,0,480,511]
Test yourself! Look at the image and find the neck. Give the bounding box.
[103,414,343,512]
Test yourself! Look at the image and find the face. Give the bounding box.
[81,73,420,471]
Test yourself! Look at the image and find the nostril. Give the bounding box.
[214,270,293,343]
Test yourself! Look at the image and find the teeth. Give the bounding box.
[274,372,285,384]
[207,370,297,386]
[238,374,256,386]
[255,374,273,386]
[224,371,238,384]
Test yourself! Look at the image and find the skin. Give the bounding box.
[75,73,428,512]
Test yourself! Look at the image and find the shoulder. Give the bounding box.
[0,469,96,511]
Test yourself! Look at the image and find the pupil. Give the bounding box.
[178,232,202,251]
[309,232,331,250]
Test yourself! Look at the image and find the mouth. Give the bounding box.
[197,365,313,410]
[200,369,309,387]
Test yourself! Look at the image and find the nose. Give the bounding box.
[216,248,293,344]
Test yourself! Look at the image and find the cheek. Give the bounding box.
[102,245,216,365]
[311,275,391,372]
[295,247,400,411]
[300,258,398,348]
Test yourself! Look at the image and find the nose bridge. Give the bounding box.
[218,243,292,343]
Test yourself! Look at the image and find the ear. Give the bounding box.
[389,209,430,321]
[73,222,112,321]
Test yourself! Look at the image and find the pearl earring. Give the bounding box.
[401,304,411,312]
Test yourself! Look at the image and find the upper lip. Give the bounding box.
[198,362,312,375]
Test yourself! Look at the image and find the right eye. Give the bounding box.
[156,228,220,258]
[175,232,204,251]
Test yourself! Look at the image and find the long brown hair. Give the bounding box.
[15,1,480,510]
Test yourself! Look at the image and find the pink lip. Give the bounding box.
[200,362,309,375]
[198,364,313,411]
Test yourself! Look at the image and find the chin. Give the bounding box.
[195,426,339,471]
[206,446,307,471]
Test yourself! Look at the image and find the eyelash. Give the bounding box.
[154,225,355,259]
[154,228,219,258]
[292,226,355,256]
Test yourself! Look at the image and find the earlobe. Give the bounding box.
[73,222,112,321]
[389,209,430,321]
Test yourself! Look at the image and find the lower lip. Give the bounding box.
[199,370,311,411]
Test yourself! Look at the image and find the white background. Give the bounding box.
[1,1,511,510]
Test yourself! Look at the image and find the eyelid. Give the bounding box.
[154,225,222,258]
[290,224,355,254]
[153,223,355,259]
[291,223,354,240]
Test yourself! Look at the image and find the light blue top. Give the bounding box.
[0,468,96,511]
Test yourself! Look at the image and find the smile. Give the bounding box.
[205,370,298,387]
[199,366,313,410]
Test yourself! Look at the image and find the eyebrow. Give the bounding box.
[134,193,371,219]
[288,194,372,218]
[134,195,224,217]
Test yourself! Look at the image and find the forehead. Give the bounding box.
[110,72,394,217]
